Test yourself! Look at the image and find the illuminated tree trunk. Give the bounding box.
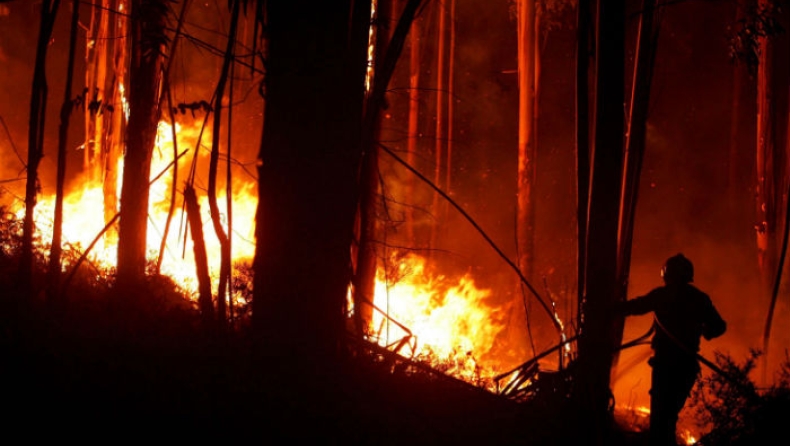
[755,0,778,324]
[572,0,625,444]
[516,0,537,287]
[252,0,371,370]
[104,0,129,241]
[48,0,80,302]
[116,0,168,290]
[614,0,660,367]
[405,9,421,244]
[83,0,127,243]
[354,0,392,337]
[759,0,790,381]
[208,0,241,330]
[83,0,110,182]
[727,1,748,210]
[19,0,61,296]
[184,184,215,327]
[429,0,448,253]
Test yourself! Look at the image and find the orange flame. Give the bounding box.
[367,252,510,388]
[9,119,256,302]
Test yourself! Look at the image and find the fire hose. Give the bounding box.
[621,317,748,390]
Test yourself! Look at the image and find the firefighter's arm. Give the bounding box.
[702,298,726,340]
[619,291,657,316]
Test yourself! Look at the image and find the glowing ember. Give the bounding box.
[367,252,509,388]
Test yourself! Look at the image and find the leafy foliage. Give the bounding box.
[688,350,790,445]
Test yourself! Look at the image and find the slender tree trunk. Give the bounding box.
[429,0,447,253]
[576,0,593,323]
[103,0,129,243]
[573,0,625,444]
[727,2,747,213]
[184,184,215,327]
[48,0,80,302]
[208,0,241,330]
[83,0,109,183]
[755,0,777,326]
[19,0,61,296]
[445,0,455,207]
[116,0,168,291]
[612,0,660,377]
[353,0,393,337]
[155,0,191,274]
[516,0,537,288]
[405,10,421,244]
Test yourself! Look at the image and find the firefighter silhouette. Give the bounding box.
[621,253,726,446]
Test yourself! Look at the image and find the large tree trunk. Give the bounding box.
[19,0,61,296]
[252,0,371,373]
[116,0,168,291]
[572,0,626,444]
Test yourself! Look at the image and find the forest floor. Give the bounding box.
[0,282,658,445]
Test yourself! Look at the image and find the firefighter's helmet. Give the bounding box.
[661,253,694,284]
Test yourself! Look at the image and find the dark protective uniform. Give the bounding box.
[623,281,726,446]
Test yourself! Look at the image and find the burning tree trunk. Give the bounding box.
[116,0,168,291]
[252,0,371,371]
[572,0,626,443]
[18,0,61,296]
[48,0,80,302]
